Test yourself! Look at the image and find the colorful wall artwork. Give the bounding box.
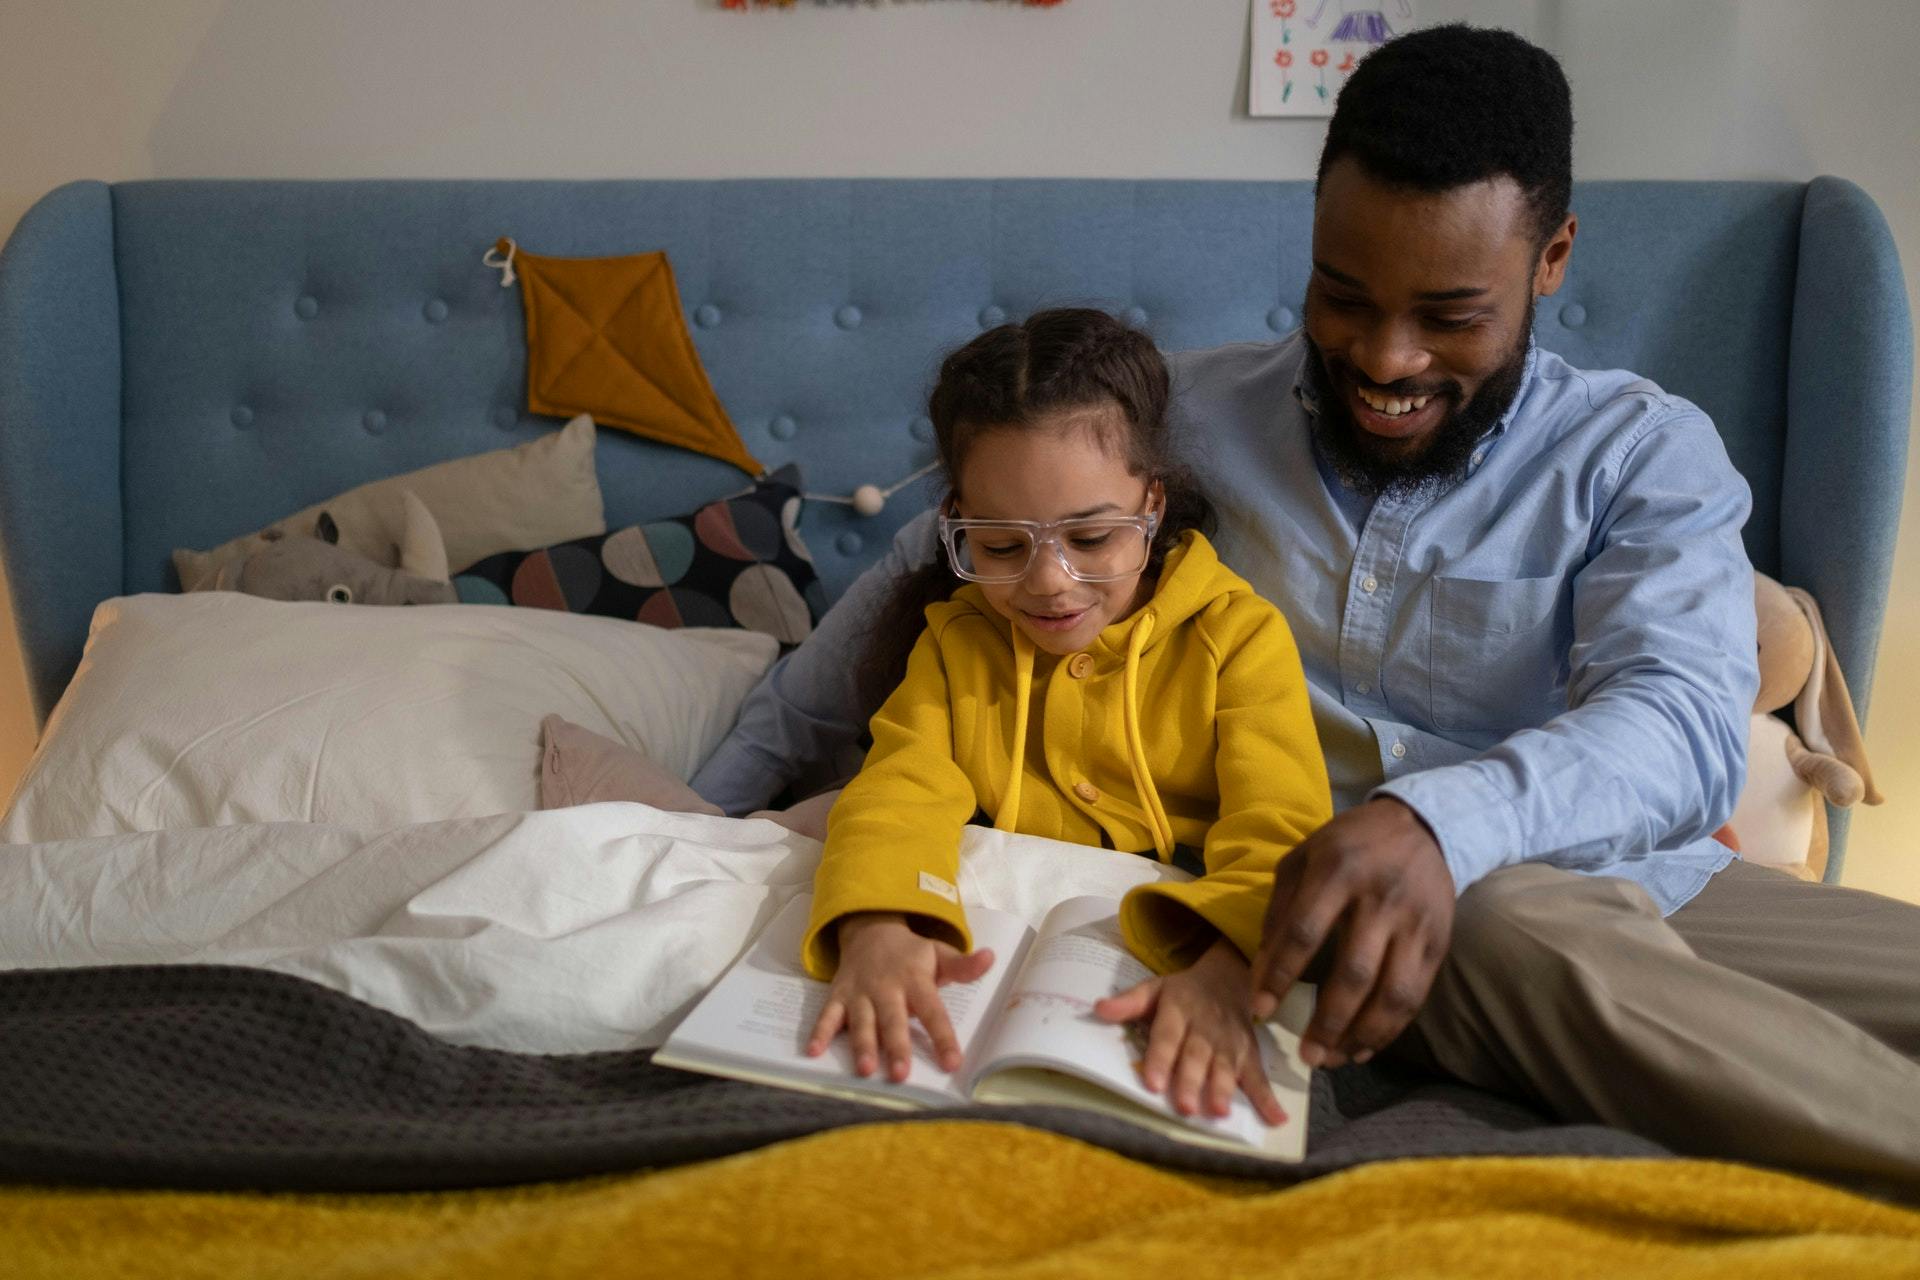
[1248,0,1415,118]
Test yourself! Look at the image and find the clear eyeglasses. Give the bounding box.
[938,509,1160,584]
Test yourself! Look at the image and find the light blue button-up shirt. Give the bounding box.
[695,333,1757,914]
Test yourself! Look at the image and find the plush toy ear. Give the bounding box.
[397,490,451,583]
[1751,571,1813,713]
[315,512,340,545]
[1784,586,1883,806]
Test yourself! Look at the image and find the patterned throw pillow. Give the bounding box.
[454,465,823,647]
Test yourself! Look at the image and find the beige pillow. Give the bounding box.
[173,414,606,590]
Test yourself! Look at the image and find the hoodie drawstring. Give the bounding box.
[994,630,1036,835]
[1119,611,1176,862]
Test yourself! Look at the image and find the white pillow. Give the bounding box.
[0,594,777,843]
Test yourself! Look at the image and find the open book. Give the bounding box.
[655,892,1315,1160]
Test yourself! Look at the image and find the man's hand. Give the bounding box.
[1249,798,1455,1068]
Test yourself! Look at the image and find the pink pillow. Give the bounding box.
[753,788,838,843]
[539,714,839,840]
[538,714,722,814]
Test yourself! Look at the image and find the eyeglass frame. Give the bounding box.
[936,501,1163,585]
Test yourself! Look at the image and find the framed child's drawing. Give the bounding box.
[1249,0,1418,117]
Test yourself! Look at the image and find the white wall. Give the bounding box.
[3,0,1917,901]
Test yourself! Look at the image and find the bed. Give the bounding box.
[0,177,1914,1275]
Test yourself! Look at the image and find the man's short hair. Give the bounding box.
[1317,24,1574,248]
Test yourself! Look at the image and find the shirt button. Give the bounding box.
[1074,781,1100,804]
[1471,449,1486,467]
[1361,576,1379,594]
[1067,653,1095,679]
[1391,741,1408,759]
[1355,681,1371,695]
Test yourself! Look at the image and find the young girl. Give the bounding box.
[802,309,1332,1123]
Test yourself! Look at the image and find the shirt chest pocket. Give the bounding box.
[1426,574,1569,733]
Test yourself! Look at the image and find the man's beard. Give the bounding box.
[1303,310,1532,500]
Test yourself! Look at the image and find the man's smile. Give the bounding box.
[1349,381,1446,440]
[1357,386,1434,416]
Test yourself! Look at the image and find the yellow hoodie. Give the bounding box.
[802,531,1333,979]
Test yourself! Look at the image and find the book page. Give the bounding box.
[966,895,1313,1157]
[654,893,1034,1110]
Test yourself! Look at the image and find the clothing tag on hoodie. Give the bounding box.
[918,871,959,904]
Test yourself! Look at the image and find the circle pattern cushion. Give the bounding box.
[601,522,696,589]
[454,464,820,648]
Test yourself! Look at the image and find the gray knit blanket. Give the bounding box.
[0,963,1670,1192]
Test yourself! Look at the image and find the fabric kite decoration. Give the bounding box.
[487,238,765,477]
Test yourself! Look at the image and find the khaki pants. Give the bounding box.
[1390,859,1920,1201]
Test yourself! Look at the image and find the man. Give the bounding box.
[695,25,1920,1197]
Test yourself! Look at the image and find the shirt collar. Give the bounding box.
[1484,337,1539,446]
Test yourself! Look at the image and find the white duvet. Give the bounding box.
[0,804,1182,1053]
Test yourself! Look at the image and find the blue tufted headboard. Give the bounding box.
[0,177,1908,872]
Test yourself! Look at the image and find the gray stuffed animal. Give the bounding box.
[222,490,458,606]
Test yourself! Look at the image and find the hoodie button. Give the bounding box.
[1068,653,1095,679]
[1074,781,1100,804]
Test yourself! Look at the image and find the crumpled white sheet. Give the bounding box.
[0,803,1181,1053]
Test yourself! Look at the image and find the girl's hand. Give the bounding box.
[805,912,995,1083]
[1093,937,1287,1125]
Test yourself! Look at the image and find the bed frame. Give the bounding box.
[0,177,1908,876]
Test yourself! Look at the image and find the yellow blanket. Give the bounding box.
[8,1122,1919,1279]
